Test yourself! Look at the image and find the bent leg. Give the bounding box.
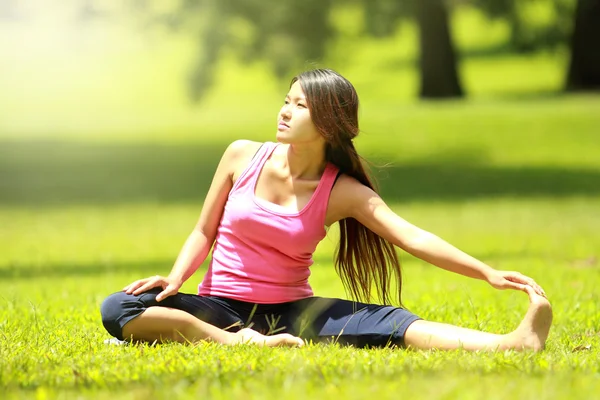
[122,307,303,346]
[404,288,552,351]
[100,290,303,346]
[121,305,236,344]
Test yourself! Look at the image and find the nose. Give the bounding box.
[279,104,291,120]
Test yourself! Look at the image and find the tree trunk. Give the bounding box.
[416,0,463,98]
[566,0,600,91]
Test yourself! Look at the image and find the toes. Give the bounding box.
[287,335,304,347]
[271,333,304,347]
[235,329,303,347]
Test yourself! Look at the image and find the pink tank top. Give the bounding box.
[198,142,339,303]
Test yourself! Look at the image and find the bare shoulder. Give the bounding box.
[223,139,263,160]
[222,140,264,181]
[326,173,382,225]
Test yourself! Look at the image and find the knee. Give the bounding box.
[100,289,163,339]
[100,292,130,339]
[101,292,125,323]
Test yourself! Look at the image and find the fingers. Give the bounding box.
[132,276,164,296]
[123,276,180,301]
[123,279,149,294]
[532,282,546,298]
[122,275,165,296]
[517,275,546,298]
[522,284,536,301]
[155,284,178,302]
[505,272,547,298]
[501,279,528,292]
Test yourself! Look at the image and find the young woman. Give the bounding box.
[101,69,552,351]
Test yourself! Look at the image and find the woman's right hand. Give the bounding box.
[123,275,182,302]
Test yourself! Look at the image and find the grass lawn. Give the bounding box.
[1,90,600,399]
[1,4,598,396]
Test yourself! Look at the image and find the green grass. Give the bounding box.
[2,4,600,399]
[2,93,600,399]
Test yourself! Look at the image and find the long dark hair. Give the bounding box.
[292,69,403,306]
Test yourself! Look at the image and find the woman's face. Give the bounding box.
[276,81,324,146]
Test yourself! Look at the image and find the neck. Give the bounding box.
[277,142,327,179]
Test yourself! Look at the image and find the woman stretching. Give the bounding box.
[101,69,552,351]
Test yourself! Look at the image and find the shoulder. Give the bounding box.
[333,172,378,193]
[223,140,264,161]
[221,140,265,181]
[220,140,264,169]
[326,173,383,224]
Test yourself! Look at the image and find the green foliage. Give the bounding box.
[147,0,335,100]
[473,0,577,51]
[363,0,413,37]
[123,0,577,100]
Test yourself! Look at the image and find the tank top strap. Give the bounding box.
[306,162,340,222]
[320,163,341,194]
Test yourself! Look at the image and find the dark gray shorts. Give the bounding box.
[100,289,421,348]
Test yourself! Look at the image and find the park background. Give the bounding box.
[1,0,599,399]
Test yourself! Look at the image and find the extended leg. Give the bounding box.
[404,286,552,351]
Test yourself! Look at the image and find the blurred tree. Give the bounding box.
[158,0,334,101]
[135,0,463,100]
[363,0,463,98]
[565,0,600,91]
[472,0,599,91]
[415,0,464,98]
[473,0,575,52]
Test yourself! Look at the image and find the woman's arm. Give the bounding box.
[124,140,262,300]
[328,175,546,296]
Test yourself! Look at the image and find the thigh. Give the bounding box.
[101,289,245,339]
[288,297,421,348]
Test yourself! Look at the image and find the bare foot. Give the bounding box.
[504,285,553,351]
[233,328,304,347]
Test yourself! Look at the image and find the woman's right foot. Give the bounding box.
[503,285,553,351]
[233,328,304,347]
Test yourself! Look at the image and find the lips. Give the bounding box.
[278,121,290,130]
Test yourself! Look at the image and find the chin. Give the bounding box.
[275,132,293,144]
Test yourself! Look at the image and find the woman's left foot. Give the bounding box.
[233,328,304,347]
[503,286,553,351]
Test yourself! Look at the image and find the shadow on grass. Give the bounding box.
[0,259,176,280]
[374,163,600,201]
[1,140,599,207]
[0,255,337,280]
[0,249,555,281]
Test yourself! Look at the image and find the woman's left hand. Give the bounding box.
[486,270,547,297]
